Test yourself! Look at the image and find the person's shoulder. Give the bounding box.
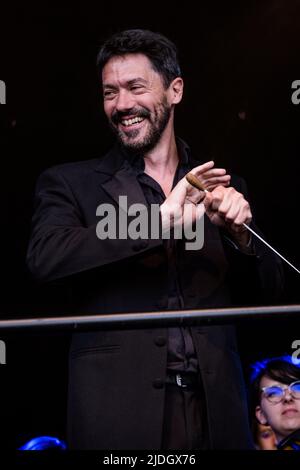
[277,428,300,450]
[39,144,122,181]
[41,157,102,179]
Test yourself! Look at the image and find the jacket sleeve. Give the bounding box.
[221,175,285,305]
[26,167,162,283]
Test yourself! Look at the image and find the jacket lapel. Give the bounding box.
[93,137,204,214]
[94,144,148,211]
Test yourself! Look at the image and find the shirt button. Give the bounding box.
[152,379,165,389]
[132,241,149,252]
[154,336,166,347]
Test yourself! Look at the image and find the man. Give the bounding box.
[252,356,300,450]
[27,29,283,449]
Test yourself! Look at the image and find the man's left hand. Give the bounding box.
[204,185,252,248]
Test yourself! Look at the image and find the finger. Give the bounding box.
[203,191,222,212]
[195,202,205,219]
[224,201,241,224]
[229,224,247,235]
[212,185,231,211]
[186,190,206,205]
[186,183,205,199]
[203,175,231,186]
[232,203,252,227]
[208,212,226,227]
[203,191,213,210]
[206,180,231,191]
[196,191,206,204]
[189,161,215,175]
[220,190,243,222]
[217,187,240,218]
[195,168,227,178]
[229,221,248,234]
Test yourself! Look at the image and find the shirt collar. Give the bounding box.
[122,137,191,174]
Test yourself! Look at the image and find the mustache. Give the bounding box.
[111,107,150,125]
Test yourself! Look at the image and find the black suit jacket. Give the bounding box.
[27,142,283,449]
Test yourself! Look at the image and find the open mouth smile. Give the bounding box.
[119,116,145,129]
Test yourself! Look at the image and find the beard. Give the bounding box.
[108,97,171,155]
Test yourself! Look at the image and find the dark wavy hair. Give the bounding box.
[96,29,181,89]
[250,355,300,408]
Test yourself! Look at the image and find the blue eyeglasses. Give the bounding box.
[261,381,300,404]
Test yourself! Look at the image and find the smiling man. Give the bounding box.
[27,29,284,449]
[103,53,173,155]
[252,356,300,450]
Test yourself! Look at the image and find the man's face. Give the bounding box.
[256,376,300,443]
[102,53,177,154]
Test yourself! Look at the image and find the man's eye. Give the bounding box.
[131,85,144,92]
[103,90,116,99]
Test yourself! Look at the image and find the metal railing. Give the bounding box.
[0,304,299,331]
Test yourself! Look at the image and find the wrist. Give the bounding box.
[228,229,251,249]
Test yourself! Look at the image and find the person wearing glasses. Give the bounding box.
[251,356,300,450]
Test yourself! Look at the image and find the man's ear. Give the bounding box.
[169,77,183,104]
[255,405,268,425]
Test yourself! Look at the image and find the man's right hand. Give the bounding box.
[160,161,230,231]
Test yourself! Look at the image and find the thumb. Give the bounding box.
[203,191,213,210]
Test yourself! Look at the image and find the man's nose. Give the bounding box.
[115,90,135,112]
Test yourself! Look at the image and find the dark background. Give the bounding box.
[0,0,299,450]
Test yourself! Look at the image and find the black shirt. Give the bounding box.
[123,139,198,373]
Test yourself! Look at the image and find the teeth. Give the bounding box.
[122,117,144,126]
